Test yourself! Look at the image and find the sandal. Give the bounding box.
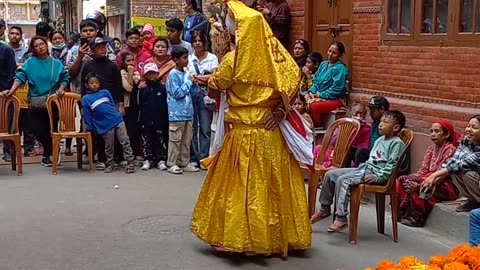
[310,211,331,224]
[104,165,114,174]
[327,220,348,233]
[125,163,135,174]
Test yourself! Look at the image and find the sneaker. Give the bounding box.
[82,155,89,165]
[141,160,151,171]
[41,157,53,167]
[167,165,183,174]
[120,161,128,168]
[2,152,12,162]
[183,164,200,172]
[96,162,106,171]
[189,161,198,168]
[157,161,167,171]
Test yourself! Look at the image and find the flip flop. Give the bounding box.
[327,221,348,233]
[310,211,331,224]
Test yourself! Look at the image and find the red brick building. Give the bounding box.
[0,0,42,37]
[295,0,479,133]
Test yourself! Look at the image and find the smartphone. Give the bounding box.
[419,191,431,200]
[80,37,88,47]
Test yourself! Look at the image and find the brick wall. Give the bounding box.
[350,0,479,133]
[286,0,303,51]
[130,0,182,19]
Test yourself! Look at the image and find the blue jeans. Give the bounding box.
[190,87,212,164]
[470,209,480,247]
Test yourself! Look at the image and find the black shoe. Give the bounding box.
[400,217,424,227]
[41,157,52,167]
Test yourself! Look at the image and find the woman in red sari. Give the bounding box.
[396,120,460,227]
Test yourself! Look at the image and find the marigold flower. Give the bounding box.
[398,256,423,269]
[363,268,374,270]
[377,260,396,270]
[447,244,472,264]
[429,255,447,267]
[443,261,470,270]
[469,246,480,270]
[425,266,442,270]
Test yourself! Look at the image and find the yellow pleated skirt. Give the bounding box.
[190,125,312,256]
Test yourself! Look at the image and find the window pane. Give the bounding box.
[436,0,448,33]
[422,0,434,33]
[460,0,474,32]
[401,0,412,33]
[477,0,480,32]
[388,0,399,34]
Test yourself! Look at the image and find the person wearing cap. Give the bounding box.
[353,95,390,165]
[80,37,124,170]
[0,19,9,44]
[139,63,169,171]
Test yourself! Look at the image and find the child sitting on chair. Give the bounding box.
[311,110,406,233]
[313,103,371,168]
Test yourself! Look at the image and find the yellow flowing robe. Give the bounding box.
[190,52,312,256]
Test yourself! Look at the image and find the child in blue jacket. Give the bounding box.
[81,72,135,173]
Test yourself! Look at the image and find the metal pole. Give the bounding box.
[124,0,130,32]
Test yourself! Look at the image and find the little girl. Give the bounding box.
[293,93,314,128]
[142,24,156,58]
[120,51,142,165]
[313,103,371,170]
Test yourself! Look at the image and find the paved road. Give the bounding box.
[0,164,462,270]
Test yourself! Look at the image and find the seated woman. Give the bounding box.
[396,120,460,227]
[307,41,348,127]
[420,115,480,214]
[293,39,310,68]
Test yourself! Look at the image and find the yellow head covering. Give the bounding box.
[225,0,300,105]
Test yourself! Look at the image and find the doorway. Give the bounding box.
[304,0,353,70]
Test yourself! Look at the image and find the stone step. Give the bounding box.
[424,199,469,242]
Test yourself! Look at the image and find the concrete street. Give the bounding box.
[0,164,463,270]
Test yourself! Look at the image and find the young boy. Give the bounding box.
[81,72,135,174]
[165,46,198,174]
[354,95,390,165]
[80,37,125,170]
[311,110,406,232]
[165,18,194,55]
[140,63,169,171]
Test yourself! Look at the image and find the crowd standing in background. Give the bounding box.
[0,0,479,256]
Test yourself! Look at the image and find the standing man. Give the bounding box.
[8,26,35,157]
[85,11,116,59]
[0,19,8,44]
[257,0,291,49]
[0,42,17,161]
[115,28,150,73]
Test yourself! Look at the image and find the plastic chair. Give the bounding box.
[307,117,361,217]
[348,129,414,245]
[0,95,22,176]
[47,93,93,175]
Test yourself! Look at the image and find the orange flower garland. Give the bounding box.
[364,245,480,270]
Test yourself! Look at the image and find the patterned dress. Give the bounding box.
[396,142,458,226]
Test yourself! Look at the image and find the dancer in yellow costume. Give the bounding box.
[190,0,311,256]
